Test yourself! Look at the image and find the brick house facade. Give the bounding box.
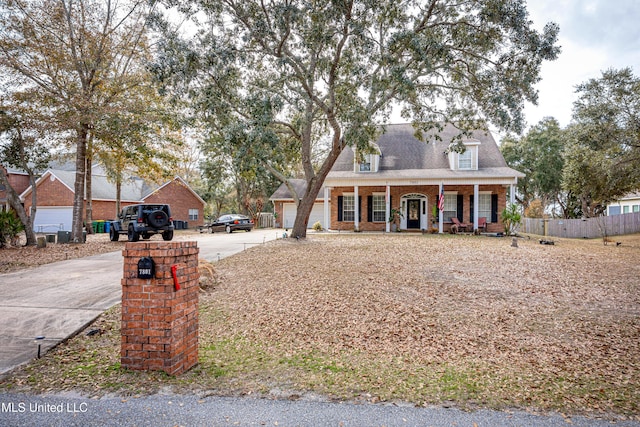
[271,124,522,234]
[1,166,31,211]
[21,169,204,231]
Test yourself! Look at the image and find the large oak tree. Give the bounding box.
[162,0,559,237]
[0,0,160,242]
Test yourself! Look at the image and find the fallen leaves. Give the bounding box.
[208,234,640,416]
[2,232,639,419]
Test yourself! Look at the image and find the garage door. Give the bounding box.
[33,207,73,232]
[283,203,325,229]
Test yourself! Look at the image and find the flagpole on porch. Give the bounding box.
[438,182,444,234]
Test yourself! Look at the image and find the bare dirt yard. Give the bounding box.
[1,232,639,421]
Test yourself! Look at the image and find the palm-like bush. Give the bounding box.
[0,210,24,247]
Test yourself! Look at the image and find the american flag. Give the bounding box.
[438,189,445,211]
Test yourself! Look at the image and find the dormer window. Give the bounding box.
[354,144,381,173]
[359,161,371,172]
[458,149,472,169]
[448,140,480,171]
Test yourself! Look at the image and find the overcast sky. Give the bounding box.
[523,0,640,130]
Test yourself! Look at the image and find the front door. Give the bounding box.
[407,199,421,229]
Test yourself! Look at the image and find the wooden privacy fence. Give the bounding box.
[258,212,275,229]
[522,212,640,238]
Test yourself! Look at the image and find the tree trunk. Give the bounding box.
[115,176,122,217]
[0,167,37,246]
[25,173,38,245]
[291,189,316,238]
[290,118,345,238]
[71,125,88,243]
[85,143,94,234]
[290,148,343,238]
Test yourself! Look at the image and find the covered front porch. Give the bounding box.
[323,182,517,233]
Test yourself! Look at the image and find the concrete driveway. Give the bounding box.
[0,228,282,375]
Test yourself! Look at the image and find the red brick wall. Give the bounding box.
[91,201,137,221]
[330,184,506,233]
[8,173,30,195]
[0,168,31,203]
[121,241,199,376]
[144,179,204,227]
[273,201,284,228]
[23,175,74,209]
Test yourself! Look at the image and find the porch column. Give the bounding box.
[323,187,331,231]
[354,185,359,231]
[510,184,516,205]
[438,182,444,234]
[385,185,390,233]
[473,184,479,230]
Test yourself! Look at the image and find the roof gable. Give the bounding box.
[142,176,206,205]
[269,179,325,201]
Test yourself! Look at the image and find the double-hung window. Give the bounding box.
[478,193,492,222]
[372,194,386,222]
[443,194,457,222]
[458,150,472,169]
[342,195,355,222]
[188,209,199,221]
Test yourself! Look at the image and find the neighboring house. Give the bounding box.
[0,166,31,211]
[20,167,205,232]
[607,192,640,216]
[271,123,523,233]
[270,179,325,229]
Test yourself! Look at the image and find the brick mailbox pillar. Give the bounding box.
[121,241,199,376]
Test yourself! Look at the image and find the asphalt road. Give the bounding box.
[0,392,638,427]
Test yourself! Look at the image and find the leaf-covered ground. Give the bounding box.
[0,233,126,273]
[2,233,639,420]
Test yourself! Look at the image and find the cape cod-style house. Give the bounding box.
[271,123,524,233]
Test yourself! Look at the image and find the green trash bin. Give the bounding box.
[97,221,104,233]
[57,230,70,244]
[92,221,98,233]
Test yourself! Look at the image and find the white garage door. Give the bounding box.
[33,207,73,232]
[283,203,325,229]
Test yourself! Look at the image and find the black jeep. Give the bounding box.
[109,204,174,242]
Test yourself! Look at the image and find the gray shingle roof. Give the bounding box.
[269,179,325,201]
[331,123,508,172]
[48,169,158,201]
[271,123,523,200]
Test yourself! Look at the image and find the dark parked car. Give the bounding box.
[209,214,254,233]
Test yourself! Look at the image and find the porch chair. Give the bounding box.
[450,217,469,233]
[477,217,487,232]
